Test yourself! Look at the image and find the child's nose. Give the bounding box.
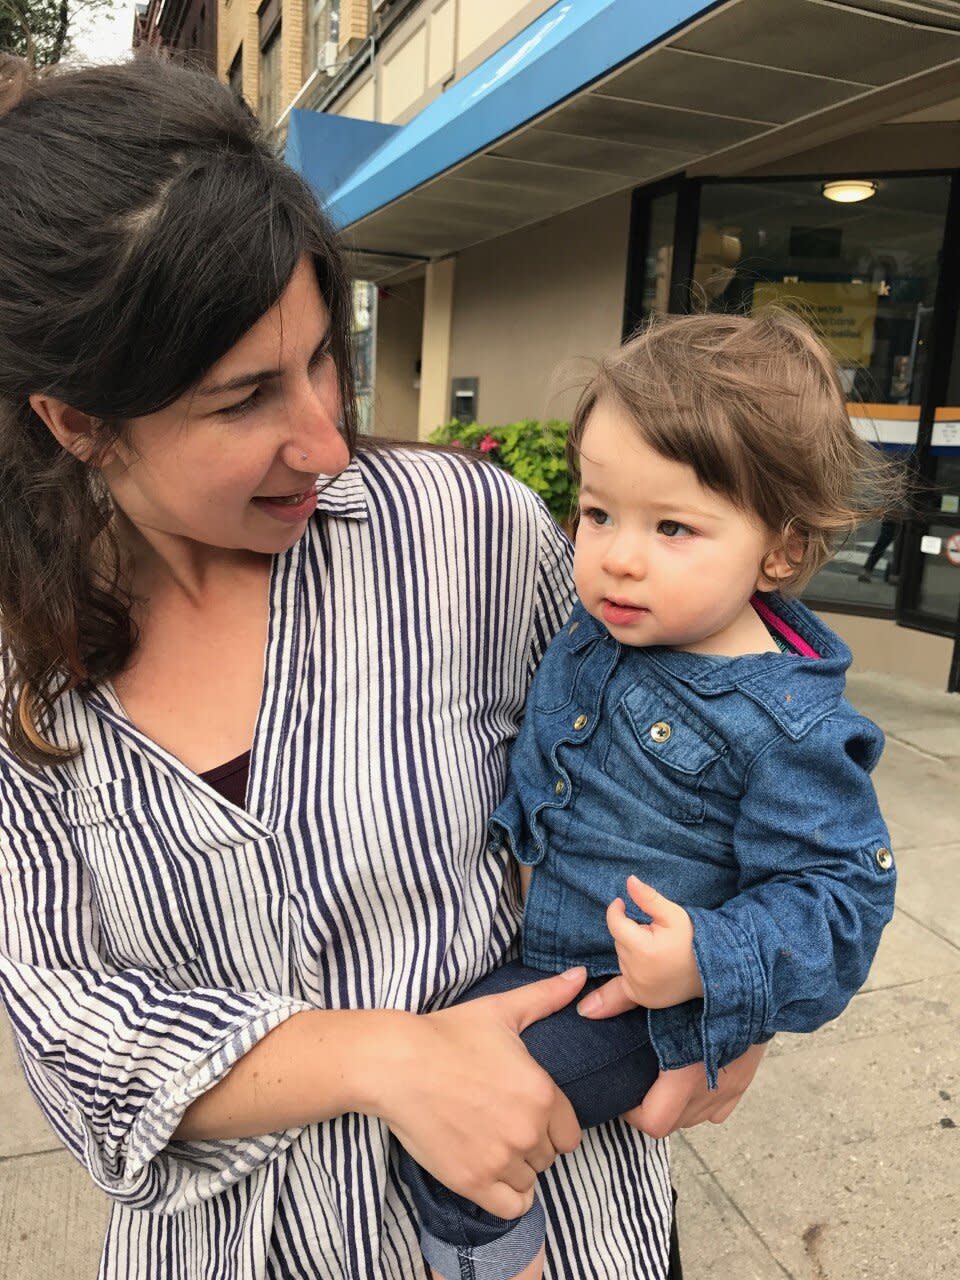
[603,536,646,579]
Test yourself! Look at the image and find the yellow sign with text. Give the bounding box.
[752,281,878,367]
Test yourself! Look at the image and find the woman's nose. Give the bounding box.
[283,390,350,476]
[282,430,349,476]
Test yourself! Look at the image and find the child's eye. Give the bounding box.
[582,506,611,527]
[659,519,695,538]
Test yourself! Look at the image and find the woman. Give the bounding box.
[0,56,762,1279]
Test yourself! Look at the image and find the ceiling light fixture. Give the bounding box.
[821,179,878,204]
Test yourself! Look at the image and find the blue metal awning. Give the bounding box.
[286,0,960,276]
[289,0,719,232]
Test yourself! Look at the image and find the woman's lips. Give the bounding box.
[251,489,318,524]
[601,599,649,626]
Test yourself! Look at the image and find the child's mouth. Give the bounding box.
[601,599,648,626]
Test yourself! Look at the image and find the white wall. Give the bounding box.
[446,191,632,428]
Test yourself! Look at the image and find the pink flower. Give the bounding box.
[450,440,464,448]
[479,434,499,453]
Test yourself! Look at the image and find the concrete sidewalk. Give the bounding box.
[1,672,958,1279]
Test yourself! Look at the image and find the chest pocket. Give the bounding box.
[58,776,277,979]
[604,682,724,823]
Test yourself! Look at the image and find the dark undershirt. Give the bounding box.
[200,750,251,809]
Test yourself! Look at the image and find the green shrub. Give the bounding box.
[430,418,575,529]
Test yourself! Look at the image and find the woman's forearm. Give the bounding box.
[172,1007,409,1141]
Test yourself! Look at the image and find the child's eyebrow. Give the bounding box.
[579,484,721,522]
[644,498,721,521]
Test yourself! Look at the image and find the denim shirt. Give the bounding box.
[489,593,895,1087]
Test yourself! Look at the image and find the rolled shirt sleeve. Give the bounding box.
[0,761,312,1213]
[648,712,896,1087]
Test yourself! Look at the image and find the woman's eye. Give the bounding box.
[659,519,694,538]
[219,388,261,418]
[582,507,610,526]
[309,340,333,373]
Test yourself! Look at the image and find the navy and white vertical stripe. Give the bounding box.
[0,448,672,1279]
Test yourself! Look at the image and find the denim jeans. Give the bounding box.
[398,961,659,1279]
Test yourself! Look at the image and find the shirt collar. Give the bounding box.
[313,458,369,521]
[561,597,849,736]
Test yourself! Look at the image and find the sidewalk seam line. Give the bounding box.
[675,1133,797,1279]
[893,904,960,954]
[0,1146,64,1166]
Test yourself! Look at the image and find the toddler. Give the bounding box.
[400,310,900,1280]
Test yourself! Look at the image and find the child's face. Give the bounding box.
[573,399,786,654]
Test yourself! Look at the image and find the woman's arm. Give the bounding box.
[0,752,584,1220]
[176,970,587,1221]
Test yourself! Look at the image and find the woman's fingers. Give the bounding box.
[577,974,640,1019]
[547,1092,581,1155]
[480,1182,537,1221]
[622,1042,770,1138]
[381,996,584,1216]
[623,1063,700,1138]
[484,966,587,1035]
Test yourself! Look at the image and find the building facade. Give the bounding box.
[135,0,218,66]
[221,0,960,689]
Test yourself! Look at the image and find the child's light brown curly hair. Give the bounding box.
[567,309,907,592]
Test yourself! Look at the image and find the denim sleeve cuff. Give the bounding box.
[646,1000,705,1077]
[685,906,769,1087]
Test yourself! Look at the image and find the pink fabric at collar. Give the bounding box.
[750,594,821,659]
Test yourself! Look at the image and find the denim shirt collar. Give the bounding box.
[561,595,851,742]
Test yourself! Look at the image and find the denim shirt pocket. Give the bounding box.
[605,681,725,823]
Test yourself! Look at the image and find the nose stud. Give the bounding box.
[300,451,308,461]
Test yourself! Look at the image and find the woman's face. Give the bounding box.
[101,256,350,558]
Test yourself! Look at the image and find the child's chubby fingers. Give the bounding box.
[625,876,687,928]
[605,896,649,953]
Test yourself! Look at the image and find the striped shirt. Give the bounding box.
[0,448,672,1279]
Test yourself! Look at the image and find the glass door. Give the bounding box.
[686,174,953,618]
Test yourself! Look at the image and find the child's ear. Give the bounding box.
[757,533,803,591]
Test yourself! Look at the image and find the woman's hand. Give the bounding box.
[624,1042,768,1137]
[368,969,587,1220]
[577,976,768,1138]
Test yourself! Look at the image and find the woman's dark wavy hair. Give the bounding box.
[0,54,358,768]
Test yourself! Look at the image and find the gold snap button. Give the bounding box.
[554,779,566,795]
[875,846,893,871]
[568,621,580,635]
[573,714,588,731]
[650,721,671,744]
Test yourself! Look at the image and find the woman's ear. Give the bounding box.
[28,394,115,466]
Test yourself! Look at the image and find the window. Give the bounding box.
[688,176,952,614]
[228,48,243,97]
[304,0,341,81]
[259,24,282,128]
[636,191,677,326]
[351,280,376,433]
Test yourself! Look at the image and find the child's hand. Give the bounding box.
[606,876,703,1009]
